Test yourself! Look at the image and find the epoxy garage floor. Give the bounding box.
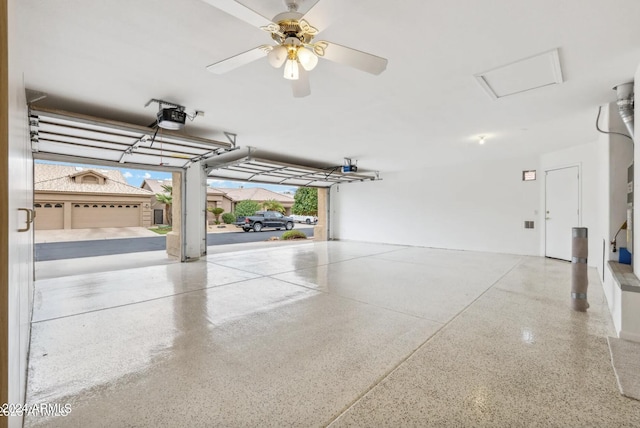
[26,241,640,426]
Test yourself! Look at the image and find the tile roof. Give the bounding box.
[35,164,154,196]
[207,187,228,196]
[215,187,294,203]
[141,179,174,194]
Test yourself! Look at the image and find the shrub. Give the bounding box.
[207,206,225,225]
[282,230,307,240]
[235,200,262,217]
[222,212,236,224]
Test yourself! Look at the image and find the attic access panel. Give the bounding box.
[205,154,380,188]
[29,107,232,169]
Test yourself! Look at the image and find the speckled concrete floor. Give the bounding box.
[25,242,640,427]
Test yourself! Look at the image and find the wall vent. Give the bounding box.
[524,221,535,229]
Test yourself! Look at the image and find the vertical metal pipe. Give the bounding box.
[571,227,589,311]
[613,82,634,139]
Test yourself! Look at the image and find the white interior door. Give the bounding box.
[545,166,580,260]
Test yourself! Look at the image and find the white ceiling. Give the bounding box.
[16,0,640,173]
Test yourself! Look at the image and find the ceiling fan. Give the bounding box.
[204,0,388,97]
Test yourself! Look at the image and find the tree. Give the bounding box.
[262,199,285,214]
[292,187,317,215]
[155,184,173,226]
[207,207,224,224]
[235,200,261,217]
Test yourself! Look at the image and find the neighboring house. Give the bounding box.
[141,178,174,225]
[217,187,294,215]
[141,181,295,224]
[206,187,234,222]
[34,164,154,230]
[142,180,235,224]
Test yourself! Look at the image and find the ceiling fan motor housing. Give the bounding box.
[270,12,316,44]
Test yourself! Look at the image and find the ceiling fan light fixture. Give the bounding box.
[283,58,299,80]
[297,47,318,71]
[268,45,288,68]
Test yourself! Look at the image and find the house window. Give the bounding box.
[44,203,52,208]
[54,204,62,208]
[35,203,42,208]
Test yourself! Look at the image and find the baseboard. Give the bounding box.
[619,330,640,343]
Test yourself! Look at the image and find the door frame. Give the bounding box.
[1,0,9,424]
[543,163,582,258]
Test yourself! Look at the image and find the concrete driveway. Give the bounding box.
[36,224,316,244]
[35,227,159,243]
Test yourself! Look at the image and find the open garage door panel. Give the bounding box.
[29,109,380,187]
[30,107,231,169]
[204,147,380,188]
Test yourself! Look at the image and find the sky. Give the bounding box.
[35,160,298,194]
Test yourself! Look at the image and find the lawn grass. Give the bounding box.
[149,226,172,235]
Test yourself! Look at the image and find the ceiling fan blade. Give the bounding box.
[301,0,340,34]
[292,68,311,98]
[318,41,388,75]
[206,46,268,74]
[201,0,274,29]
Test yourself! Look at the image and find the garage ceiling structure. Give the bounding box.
[17,0,640,173]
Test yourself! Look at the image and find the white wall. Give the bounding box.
[331,156,540,255]
[8,0,34,425]
[596,106,610,280]
[332,139,605,265]
[634,72,640,270]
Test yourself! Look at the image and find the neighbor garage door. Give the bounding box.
[71,203,140,229]
[35,203,64,230]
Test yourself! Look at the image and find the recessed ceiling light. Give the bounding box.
[479,136,486,145]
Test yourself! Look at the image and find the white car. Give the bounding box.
[290,214,318,224]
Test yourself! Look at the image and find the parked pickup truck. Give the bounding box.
[290,214,318,224]
[235,211,295,232]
